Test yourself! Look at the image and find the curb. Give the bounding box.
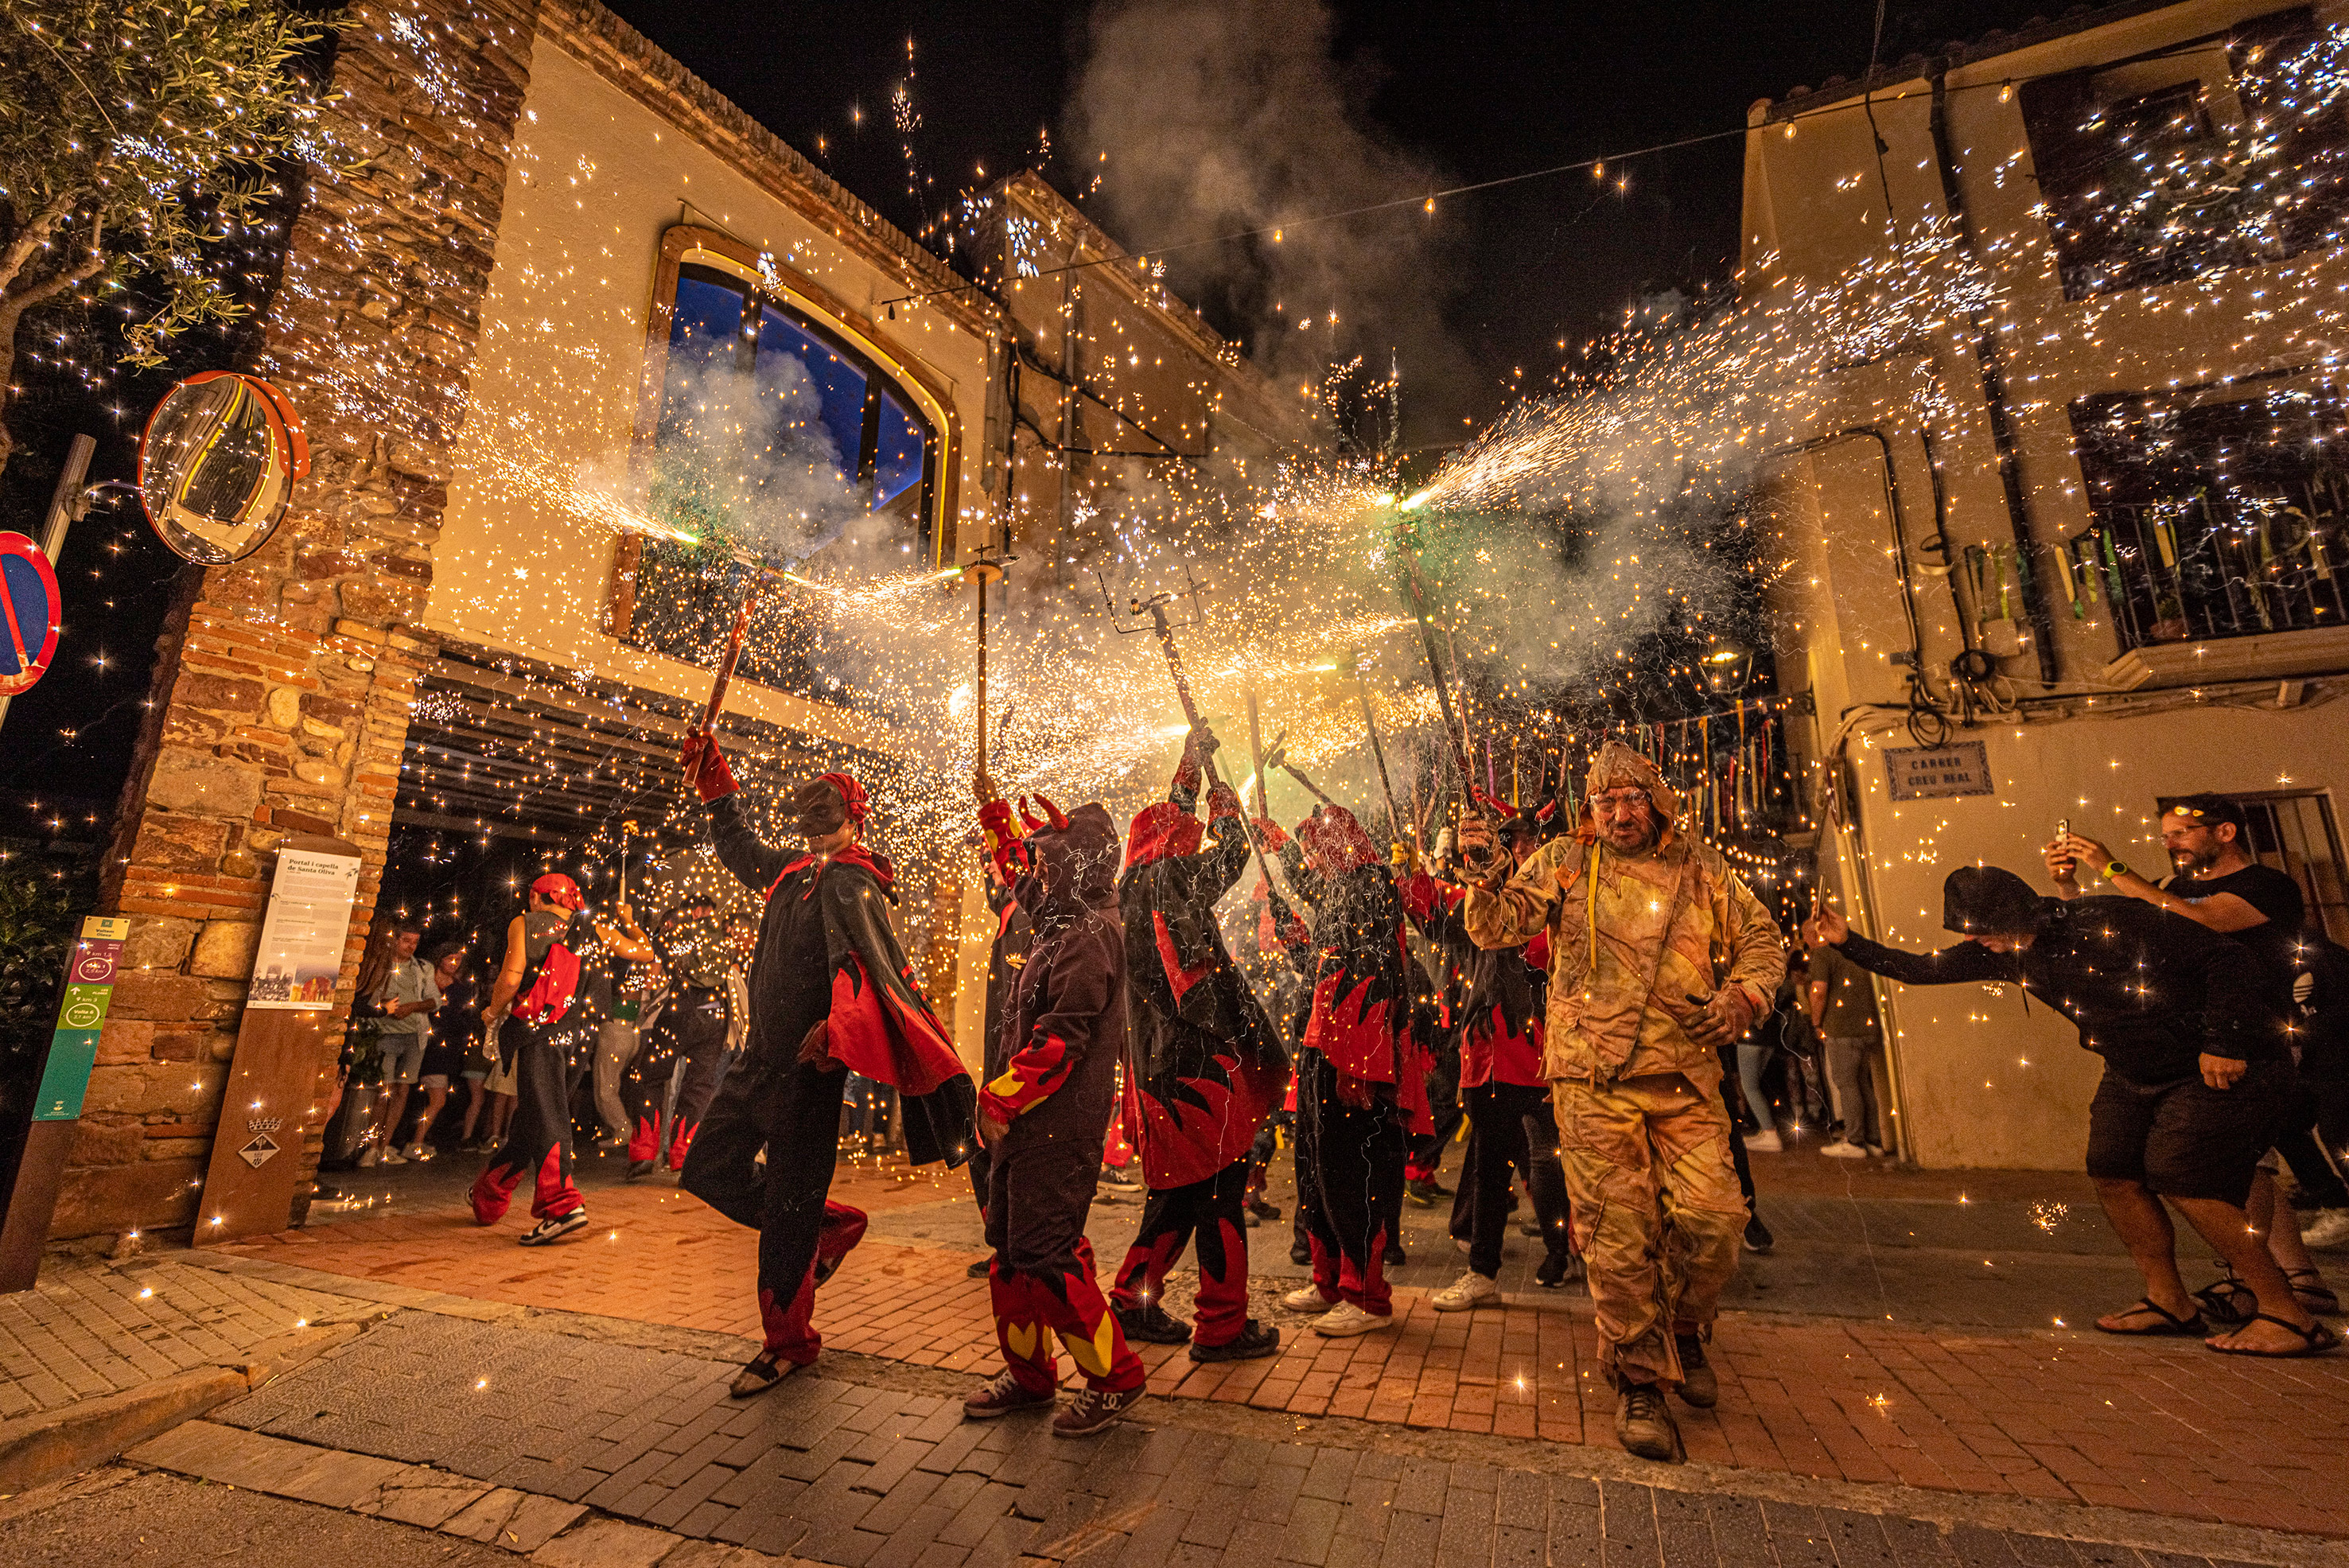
[0,1320,363,1495]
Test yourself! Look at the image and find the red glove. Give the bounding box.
[978,796,1028,881]
[1250,815,1289,852]
[683,730,738,803]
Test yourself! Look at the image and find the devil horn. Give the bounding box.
[1016,796,1044,832]
[1033,792,1070,831]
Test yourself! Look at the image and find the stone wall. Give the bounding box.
[68,0,543,1243]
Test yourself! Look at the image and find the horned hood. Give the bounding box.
[1017,801,1122,928]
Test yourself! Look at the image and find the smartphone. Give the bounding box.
[2055,818,2069,841]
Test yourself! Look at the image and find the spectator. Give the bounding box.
[2296,934,2349,1250]
[1806,926,1888,1158]
[453,943,515,1152]
[1808,866,2334,1357]
[359,922,438,1167]
[2059,799,2342,1310]
[405,943,470,1156]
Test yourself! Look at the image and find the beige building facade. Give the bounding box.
[1748,0,2349,1167]
[65,0,1303,1248]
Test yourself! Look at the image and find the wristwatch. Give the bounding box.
[2101,860,2129,881]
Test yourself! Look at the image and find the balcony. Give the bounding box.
[2070,382,2349,687]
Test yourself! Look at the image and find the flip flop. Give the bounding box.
[2191,1276,2258,1327]
[2094,1298,2208,1336]
[2206,1313,2342,1358]
[2285,1268,2342,1315]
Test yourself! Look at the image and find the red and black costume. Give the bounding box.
[1402,870,1575,1278]
[469,877,601,1232]
[677,746,974,1373]
[1107,749,1288,1357]
[963,881,1032,1219]
[1280,806,1430,1317]
[976,794,1146,1401]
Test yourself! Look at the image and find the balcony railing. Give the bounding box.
[2072,496,2348,651]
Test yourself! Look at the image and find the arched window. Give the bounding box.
[616,234,951,701]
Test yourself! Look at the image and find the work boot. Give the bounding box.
[966,1256,992,1278]
[1289,1240,1313,1266]
[1614,1379,1683,1462]
[627,1158,657,1181]
[1247,1195,1282,1222]
[1674,1331,1718,1407]
[1383,1238,1407,1268]
[1404,1177,1441,1208]
[1114,1301,1193,1344]
[1190,1318,1281,1363]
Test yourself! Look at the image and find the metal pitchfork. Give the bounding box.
[1096,569,1281,896]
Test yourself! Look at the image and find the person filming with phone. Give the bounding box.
[1803,854,2330,1358]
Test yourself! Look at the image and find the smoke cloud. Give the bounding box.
[1066,0,1474,440]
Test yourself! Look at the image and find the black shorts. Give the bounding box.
[2084,1060,2290,1206]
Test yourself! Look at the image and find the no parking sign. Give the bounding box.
[0,531,60,698]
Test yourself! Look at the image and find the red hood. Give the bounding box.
[1297,805,1379,876]
[1125,801,1202,870]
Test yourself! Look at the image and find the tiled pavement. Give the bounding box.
[0,1251,376,1419]
[219,1161,2349,1539]
[186,1308,2314,1568]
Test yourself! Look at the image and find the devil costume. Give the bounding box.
[1280,806,1429,1321]
[624,905,734,1173]
[1106,750,1287,1359]
[676,743,975,1390]
[1402,871,1577,1283]
[968,792,1147,1416]
[469,876,604,1240]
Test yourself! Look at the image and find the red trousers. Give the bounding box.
[1110,1157,1251,1347]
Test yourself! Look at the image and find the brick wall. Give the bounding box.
[65,0,543,1243]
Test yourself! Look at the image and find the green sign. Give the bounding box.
[56,982,112,1032]
[33,1029,101,1120]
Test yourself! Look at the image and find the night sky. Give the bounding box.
[602,0,2070,449]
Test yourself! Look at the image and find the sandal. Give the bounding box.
[2285,1267,2342,1315]
[2094,1298,2208,1336]
[729,1348,794,1398]
[2205,1313,2342,1359]
[2191,1274,2258,1328]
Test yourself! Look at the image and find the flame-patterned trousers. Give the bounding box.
[1110,1156,1253,1346]
[984,1138,1145,1395]
[1554,1071,1744,1388]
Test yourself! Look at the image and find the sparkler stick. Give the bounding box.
[1239,684,1285,903]
[1390,518,1489,819]
[683,588,758,790]
[1352,671,1405,847]
[963,550,1012,798]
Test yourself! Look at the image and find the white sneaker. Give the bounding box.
[402,1142,430,1162]
[1281,1283,1333,1313]
[1432,1271,1500,1312]
[1743,1129,1783,1154]
[1311,1302,1393,1337]
[356,1147,380,1168]
[1865,1145,1889,1158]
[378,1147,408,1165]
[2301,1208,2349,1251]
[1818,1140,1867,1159]
[519,1209,589,1247]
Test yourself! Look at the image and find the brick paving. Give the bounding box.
[0,1252,375,1419]
[182,1309,2299,1568]
[216,1160,2349,1539]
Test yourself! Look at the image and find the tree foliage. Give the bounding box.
[0,0,340,477]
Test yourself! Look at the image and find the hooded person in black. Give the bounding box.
[676,735,977,1397]
[1274,804,1429,1336]
[1106,728,1287,1361]
[964,791,1149,1436]
[1810,865,2335,1357]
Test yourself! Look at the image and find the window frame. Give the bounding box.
[610,224,960,644]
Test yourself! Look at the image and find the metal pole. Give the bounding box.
[0,436,96,737]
